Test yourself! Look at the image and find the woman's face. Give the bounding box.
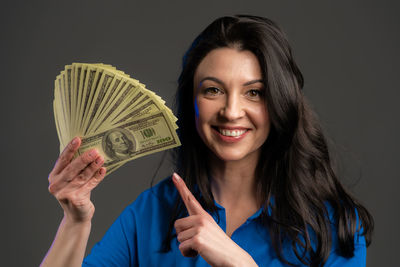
[193,47,270,163]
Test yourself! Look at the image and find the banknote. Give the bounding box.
[54,63,180,175]
[83,70,115,135]
[77,110,180,167]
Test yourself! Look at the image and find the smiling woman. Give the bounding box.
[194,48,270,164]
[167,15,374,266]
[41,15,373,267]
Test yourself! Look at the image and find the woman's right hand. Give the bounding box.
[48,137,107,223]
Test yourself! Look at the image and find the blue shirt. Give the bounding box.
[83,177,366,266]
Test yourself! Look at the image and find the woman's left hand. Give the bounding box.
[172,173,258,267]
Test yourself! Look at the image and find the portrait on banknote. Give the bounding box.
[102,128,136,160]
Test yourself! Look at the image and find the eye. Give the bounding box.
[246,89,264,100]
[203,87,222,96]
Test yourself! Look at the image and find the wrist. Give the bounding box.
[62,214,92,229]
[228,245,258,267]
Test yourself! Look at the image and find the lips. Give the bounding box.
[211,126,249,140]
[218,128,247,137]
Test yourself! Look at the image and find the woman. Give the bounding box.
[41,15,373,266]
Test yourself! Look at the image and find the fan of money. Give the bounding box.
[53,63,181,175]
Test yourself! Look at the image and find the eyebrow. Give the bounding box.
[243,79,264,86]
[199,76,264,87]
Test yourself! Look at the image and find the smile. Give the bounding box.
[218,128,248,137]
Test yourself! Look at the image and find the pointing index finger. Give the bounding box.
[172,173,205,216]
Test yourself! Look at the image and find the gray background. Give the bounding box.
[1,0,398,266]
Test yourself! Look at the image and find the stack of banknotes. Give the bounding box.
[53,63,180,175]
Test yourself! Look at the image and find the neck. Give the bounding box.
[208,152,260,209]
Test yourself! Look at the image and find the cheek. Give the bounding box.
[194,98,217,137]
[195,98,213,122]
[249,104,270,130]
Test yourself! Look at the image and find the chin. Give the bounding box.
[212,149,252,163]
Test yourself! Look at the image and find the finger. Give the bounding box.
[172,173,205,216]
[177,227,199,243]
[174,215,201,233]
[48,155,104,195]
[79,167,107,194]
[179,239,199,258]
[49,149,100,195]
[51,137,81,176]
[63,149,100,179]
[71,155,104,186]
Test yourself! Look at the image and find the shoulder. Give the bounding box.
[87,177,178,252]
[123,176,178,218]
[83,178,178,266]
[279,202,367,266]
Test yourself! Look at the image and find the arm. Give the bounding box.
[40,137,106,267]
[40,217,92,267]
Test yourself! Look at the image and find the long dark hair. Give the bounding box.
[163,15,373,266]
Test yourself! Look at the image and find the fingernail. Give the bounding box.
[95,156,103,165]
[89,149,97,158]
[172,172,180,181]
[71,137,77,145]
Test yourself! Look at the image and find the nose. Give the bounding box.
[219,93,245,121]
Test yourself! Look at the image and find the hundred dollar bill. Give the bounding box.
[113,98,177,129]
[83,69,115,135]
[73,66,90,134]
[64,66,73,136]
[85,75,123,134]
[54,63,181,176]
[79,66,102,133]
[55,75,69,146]
[76,110,180,169]
[90,81,139,133]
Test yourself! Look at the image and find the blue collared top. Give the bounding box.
[83,177,366,266]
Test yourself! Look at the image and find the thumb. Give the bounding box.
[172,172,205,216]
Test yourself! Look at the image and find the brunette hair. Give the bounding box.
[163,15,373,266]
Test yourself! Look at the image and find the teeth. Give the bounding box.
[219,129,247,137]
